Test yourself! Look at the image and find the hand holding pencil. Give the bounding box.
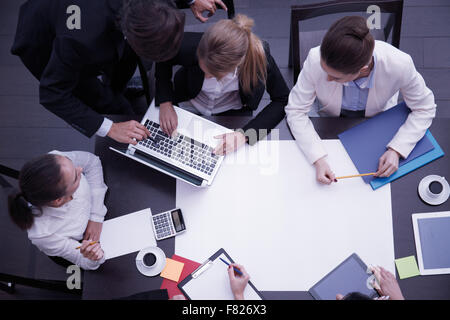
[313,157,337,184]
[75,241,97,250]
[77,240,104,261]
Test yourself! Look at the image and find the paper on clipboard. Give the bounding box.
[179,250,262,300]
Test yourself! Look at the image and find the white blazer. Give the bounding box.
[285,40,436,164]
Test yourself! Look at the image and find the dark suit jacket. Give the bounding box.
[11,0,189,137]
[155,32,290,143]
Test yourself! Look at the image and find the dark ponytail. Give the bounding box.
[8,154,66,230]
[320,16,375,74]
[8,192,34,230]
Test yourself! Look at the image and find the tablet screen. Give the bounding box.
[309,254,378,300]
[418,216,450,269]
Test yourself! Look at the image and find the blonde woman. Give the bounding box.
[155,14,289,155]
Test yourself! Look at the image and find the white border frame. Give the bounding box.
[412,211,450,275]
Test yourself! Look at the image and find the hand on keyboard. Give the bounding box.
[213,131,247,155]
[159,102,178,137]
[107,120,151,145]
[140,120,220,176]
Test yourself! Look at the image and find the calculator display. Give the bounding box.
[171,209,185,232]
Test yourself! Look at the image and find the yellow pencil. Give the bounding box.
[336,172,376,180]
[75,241,98,250]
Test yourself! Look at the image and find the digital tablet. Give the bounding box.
[412,211,450,275]
[309,253,379,300]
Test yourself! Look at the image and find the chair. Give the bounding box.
[0,165,82,296]
[288,0,404,84]
[137,58,152,107]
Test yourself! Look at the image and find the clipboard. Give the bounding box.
[178,248,264,300]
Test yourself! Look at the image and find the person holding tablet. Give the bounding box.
[8,151,108,270]
[285,16,436,184]
[228,264,404,300]
[155,14,289,155]
[337,266,405,300]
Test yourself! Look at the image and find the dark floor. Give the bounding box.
[0,0,449,299]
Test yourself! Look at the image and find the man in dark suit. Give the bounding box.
[11,0,227,144]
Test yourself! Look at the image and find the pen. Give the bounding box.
[219,258,243,276]
[75,241,98,250]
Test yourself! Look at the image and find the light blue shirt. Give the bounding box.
[341,54,376,112]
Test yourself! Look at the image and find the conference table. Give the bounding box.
[82,115,450,300]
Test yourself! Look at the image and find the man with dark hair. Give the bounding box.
[11,0,226,144]
[286,16,436,185]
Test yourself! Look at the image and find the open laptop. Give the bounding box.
[110,100,233,187]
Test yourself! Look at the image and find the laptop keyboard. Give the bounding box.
[138,120,219,176]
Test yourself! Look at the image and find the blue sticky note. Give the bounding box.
[338,102,435,184]
[370,130,444,190]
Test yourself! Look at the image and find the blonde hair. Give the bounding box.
[197,14,267,94]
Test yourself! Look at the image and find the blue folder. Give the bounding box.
[338,102,443,190]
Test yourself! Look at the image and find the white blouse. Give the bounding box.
[190,70,243,116]
[27,150,108,270]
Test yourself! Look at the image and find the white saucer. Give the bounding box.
[418,175,450,206]
[135,246,166,277]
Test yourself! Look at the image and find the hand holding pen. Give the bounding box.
[220,258,243,275]
[226,262,250,300]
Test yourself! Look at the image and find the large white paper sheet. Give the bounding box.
[175,140,394,291]
[100,208,156,260]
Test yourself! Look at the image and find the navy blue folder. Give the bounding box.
[338,102,435,184]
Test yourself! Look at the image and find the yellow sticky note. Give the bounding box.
[160,258,184,282]
[395,256,420,279]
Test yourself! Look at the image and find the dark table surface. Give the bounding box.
[82,116,450,300]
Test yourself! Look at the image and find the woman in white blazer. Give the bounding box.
[285,16,436,184]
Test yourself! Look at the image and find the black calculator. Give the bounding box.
[151,208,186,240]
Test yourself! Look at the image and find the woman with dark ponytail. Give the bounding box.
[286,16,436,185]
[8,151,108,270]
[155,14,290,154]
